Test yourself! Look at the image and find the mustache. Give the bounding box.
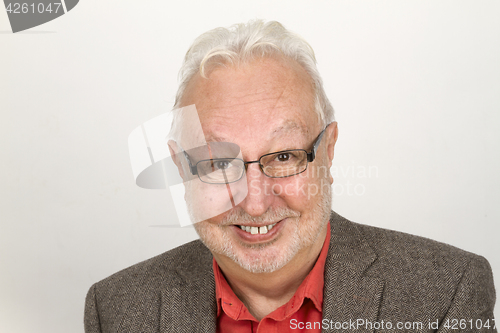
[221,206,301,225]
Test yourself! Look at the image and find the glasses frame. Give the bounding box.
[183,123,331,184]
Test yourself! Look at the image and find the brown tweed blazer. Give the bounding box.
[84,212,496,332]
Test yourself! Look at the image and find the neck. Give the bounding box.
[214,224,328,320]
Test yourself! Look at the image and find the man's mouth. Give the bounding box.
[237,222,278,235]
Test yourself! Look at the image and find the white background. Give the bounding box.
[1,1,499,332]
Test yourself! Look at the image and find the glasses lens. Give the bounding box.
[197,158,245,183]
[260,150,308,177]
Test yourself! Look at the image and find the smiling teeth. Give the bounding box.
[239,223,277,235]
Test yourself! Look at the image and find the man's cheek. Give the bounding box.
[281,179,307,198]
[279,177,331,200]
[308,163,330,179]
[187,183,237,222]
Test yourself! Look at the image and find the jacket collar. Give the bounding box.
[160,242,217,333]
[322,211,384,332]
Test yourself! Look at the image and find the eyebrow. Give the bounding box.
[270,121,307,138]
[203,135,228,143]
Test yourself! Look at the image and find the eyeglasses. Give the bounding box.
[183,124,330,184]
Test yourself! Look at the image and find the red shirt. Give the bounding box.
[213,223,331,333]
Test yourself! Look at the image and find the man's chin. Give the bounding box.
[221,239,300,274]
[228,254,292,274]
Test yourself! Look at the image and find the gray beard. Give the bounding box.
[192,183,332,273]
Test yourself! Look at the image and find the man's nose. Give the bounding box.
[238,163,276,217]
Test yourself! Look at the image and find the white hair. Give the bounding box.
[172,20,334,125]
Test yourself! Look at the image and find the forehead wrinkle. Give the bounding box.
[198,63,307,114]
[267,72,293,112]
[203,120,309,145]
[264,70,315,140]
[201,92,289,114]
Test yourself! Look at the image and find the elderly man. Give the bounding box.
[85,21,496,332]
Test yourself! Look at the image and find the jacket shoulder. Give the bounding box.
[329,211,487,266]
[85,239,213,332]
[353,220,487,267]
[95,239,212,289]
[330,213,495,319]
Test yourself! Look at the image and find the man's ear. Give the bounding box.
[326,121,339,168]
[168,139,187,181]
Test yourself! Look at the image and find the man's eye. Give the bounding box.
[214,160,230,169]
[276,153,291,162]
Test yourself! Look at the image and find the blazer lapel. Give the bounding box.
[160,245,217,333]
[322,212,384,333]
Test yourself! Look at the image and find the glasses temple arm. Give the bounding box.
[182,150,198,175]
[307,126,327,162]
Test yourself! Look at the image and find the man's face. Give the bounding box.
[179,56,336,273]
